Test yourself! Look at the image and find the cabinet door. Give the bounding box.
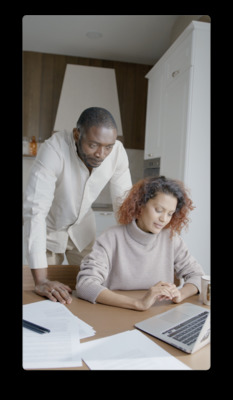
[94,212,116,237]
[160,66,193,180]
[164,33,193,86]
[144,64,164,160]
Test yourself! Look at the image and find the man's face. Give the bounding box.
[74,125,117,169]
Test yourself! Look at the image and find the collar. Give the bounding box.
[126,219,159,246]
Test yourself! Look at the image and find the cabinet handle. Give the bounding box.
[172,70,180,78]
[147,153,153,157]
[100,212,112,215]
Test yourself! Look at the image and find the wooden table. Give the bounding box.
[23,290,210,370]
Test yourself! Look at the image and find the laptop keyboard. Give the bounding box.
[162,311,209,346]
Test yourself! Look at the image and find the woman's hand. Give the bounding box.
[96,281,194,311]
[34,279,73,304]
[136,281,178,311]
[157,285,182,304]
[157,283,199,304]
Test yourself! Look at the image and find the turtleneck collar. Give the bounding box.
[126,219,159,246]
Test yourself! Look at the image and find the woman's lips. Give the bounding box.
[153,223,164,229]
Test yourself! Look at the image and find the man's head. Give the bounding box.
[73,107,118,170]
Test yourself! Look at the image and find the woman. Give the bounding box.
[76,176,204,310]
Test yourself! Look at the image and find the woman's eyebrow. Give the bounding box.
[155,203,176,213]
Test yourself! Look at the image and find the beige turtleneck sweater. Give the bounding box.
[76,219,204,303]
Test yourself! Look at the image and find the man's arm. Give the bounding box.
[23,143,60,270]
[23,142,72,304]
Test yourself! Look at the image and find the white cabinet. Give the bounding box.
[144,62,164,159]
[163,32,192,86]
[144,29,194,162]
[144,21,210,274]
[94,211,116,237]
[161,66,193,179]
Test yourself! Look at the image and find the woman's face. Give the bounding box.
[136,192,177,234]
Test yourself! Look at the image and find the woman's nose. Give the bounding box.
[159,213,166,222]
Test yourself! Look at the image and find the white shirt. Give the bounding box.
[23,130,132,269]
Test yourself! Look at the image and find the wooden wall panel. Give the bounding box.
[23,52,42,140]
[23,51,152,149]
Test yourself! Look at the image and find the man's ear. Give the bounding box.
[73,127,80,141]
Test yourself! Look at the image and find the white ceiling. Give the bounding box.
[23,15,185,65]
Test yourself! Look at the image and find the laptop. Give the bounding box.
[135,303,210,354]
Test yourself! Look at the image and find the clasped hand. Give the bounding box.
[137,281,181,311]
[35,279,73,304]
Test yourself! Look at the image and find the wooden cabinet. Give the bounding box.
[144,21,210,274]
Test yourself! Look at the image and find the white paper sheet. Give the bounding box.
[23,323,82,369]
[74,317,96,339]
[23,300,94,369]
[79,330,191,370]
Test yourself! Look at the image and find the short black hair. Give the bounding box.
[77,107,118,135]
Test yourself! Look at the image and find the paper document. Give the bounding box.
[75,317,96,339]
[79,330,191,370]
[23,300,95,369]
[23,324,82,369]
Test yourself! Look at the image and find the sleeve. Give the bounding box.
[76,238,111,303]
[23,141,62,269]
[109,142,132,215]
[173,235,205,293]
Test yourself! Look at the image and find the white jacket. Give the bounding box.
[23,130,132,269]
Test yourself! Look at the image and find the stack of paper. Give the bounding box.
[23,301,190,370]
[79,330,191,370]
[23,300,95,369]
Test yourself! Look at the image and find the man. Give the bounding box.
[23,107,132,304]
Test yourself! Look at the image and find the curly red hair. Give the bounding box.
[117,176,195,237]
